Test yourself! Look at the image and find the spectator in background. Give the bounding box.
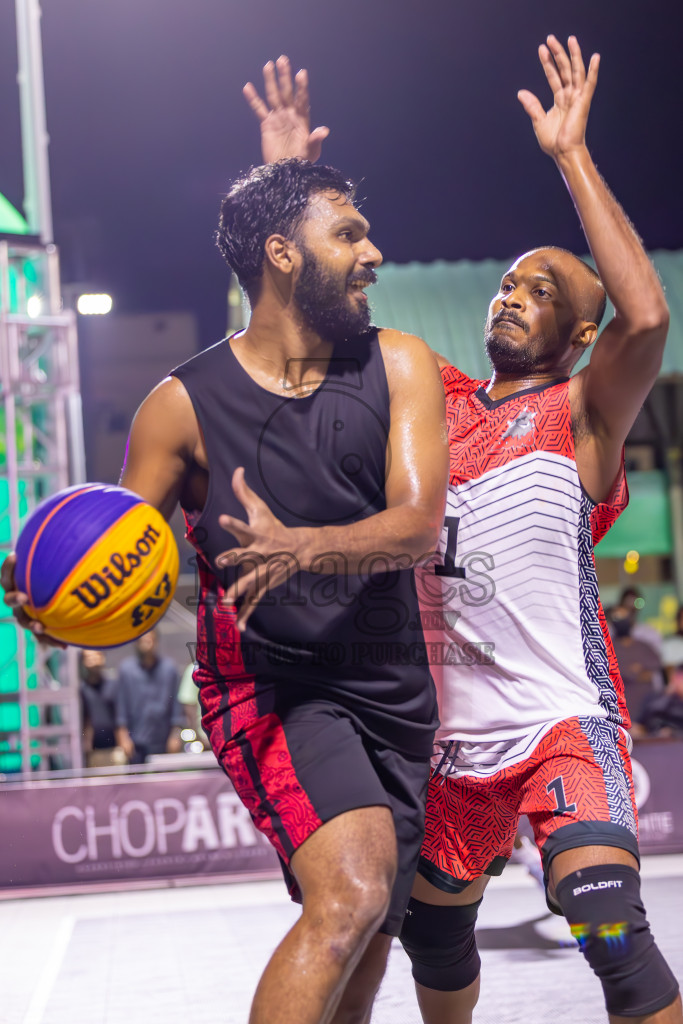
[79,649,125,768]
[662,605,683,684]
[115,630,184,764]
[177,658,209,749]
[618,586,663,657]
[609,605,665,726]
[633,664,683,738]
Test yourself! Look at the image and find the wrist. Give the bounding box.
[292,527,316,573]
[554,143,591,173]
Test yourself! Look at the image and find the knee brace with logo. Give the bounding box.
[399,896,482,992]
[554,865,679,1018]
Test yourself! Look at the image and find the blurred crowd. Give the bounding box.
[79,629,207,769]
[607,588,683,740]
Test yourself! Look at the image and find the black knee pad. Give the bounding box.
[399,897,482,992]
[554,865,679,1018]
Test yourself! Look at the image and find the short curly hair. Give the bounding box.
[216,158,356,296]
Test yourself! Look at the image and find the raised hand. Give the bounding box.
[214,468,304,631]
[243,54,330,164]
[517,35,599,160]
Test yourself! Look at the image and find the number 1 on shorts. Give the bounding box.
[547,775,578,817]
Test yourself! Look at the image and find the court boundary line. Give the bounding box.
[22,915,75,1024]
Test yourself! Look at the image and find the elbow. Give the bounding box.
[423,518,444,554]
[406,513,443,561]
[632,301,670,337]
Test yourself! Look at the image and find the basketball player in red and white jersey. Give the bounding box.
[401,37,680,1024]
[250,37,680,1024]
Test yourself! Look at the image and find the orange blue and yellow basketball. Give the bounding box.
[14,483,178,647]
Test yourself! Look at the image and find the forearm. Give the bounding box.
[289,504,442,575]
[557,146,668,329]
[221,506,441,586]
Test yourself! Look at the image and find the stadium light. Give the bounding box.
[26,294,43,318]
[76,293,113,315]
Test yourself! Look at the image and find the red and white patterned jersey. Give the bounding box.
[417,365,629,758]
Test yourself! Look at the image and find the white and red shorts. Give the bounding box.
[419,715,639,892]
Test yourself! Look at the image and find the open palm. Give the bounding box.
[244,55,329,164]
[518,35,599,159]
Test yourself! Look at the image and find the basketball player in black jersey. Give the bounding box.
[2,105,448,1024]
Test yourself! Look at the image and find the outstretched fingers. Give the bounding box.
[584,51,600,99]
[307,126,330,163]
[545,34,573,89]
[275,55,295,107]
[243,56,297,121]
[242,81,269,123]
[538,42,563,96]
[517,88,546,127]
[545,35,599,98]
[231,466,264,519]
[218,548,297,630]
[293,67,310,118]
[230,570,262,630]
[216,514,255,555]
[262,59,283,110]
[546,35,572,79]
[566,35,586,88]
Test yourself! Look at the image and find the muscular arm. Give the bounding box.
[118,376,199,518]
[307,329,447,562]
[218,332,448,626]
[519,36,668,498]
[562,148,667,465]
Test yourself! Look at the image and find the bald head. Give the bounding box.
[485,246,608,378]
[523,246,607,327]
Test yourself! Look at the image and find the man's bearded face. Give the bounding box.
[294,242,375,344]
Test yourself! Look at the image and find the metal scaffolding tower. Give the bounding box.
[0,0,86,774]
[0,241,85,773]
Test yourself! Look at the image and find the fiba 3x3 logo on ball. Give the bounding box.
[14,483,179,647]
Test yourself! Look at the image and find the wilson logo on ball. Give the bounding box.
[15,484,179,648]
[70,522,163,610]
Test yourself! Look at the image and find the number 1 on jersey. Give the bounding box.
[435,516,467,578]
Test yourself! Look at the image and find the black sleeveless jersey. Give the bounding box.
[171,331,438,755]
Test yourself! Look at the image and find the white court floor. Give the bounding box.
[1,855,681,1024]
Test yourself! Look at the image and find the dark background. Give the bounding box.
[0,0,680,344]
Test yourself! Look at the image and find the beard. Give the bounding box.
[483,312,537,374]
[294,245,374,344]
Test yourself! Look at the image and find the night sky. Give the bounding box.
[0,0,681,345]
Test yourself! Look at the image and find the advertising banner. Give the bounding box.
[1,738,681,894]
[0,769,280,891]
[631,738,683,854]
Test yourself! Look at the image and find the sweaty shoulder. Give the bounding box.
[134,376,199,450]
[126,376,201,481]
[120,376,201,519]
[376,328,442,398]
[376,327,432,359]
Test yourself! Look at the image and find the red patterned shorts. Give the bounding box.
[418,716,639,892]
[200,684,430,935]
